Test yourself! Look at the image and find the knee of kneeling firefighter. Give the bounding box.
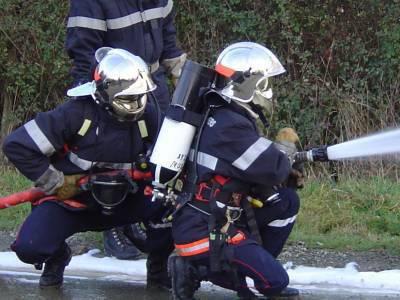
[12,239,47,265]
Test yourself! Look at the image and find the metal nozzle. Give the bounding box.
[294,146,329,163]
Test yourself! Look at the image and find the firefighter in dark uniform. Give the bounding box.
[2,48,172,289]
[168,42,301,299]
[66,0,186,112]
[65,0,186,273]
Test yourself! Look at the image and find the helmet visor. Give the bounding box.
[111,94,147,121]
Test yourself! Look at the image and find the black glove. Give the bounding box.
[286,162,305,189]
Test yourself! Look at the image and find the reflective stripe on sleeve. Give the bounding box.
[67,16,107,31]
[267,215,297,227]
[68,152,133,171]
[107,0,172,30]
[232,137,272,171]
[68,0,174,31]
[24,120,56,156]
[189,150,218,171]
[175,237,210,257]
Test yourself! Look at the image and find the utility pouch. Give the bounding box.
[209,229,228,273]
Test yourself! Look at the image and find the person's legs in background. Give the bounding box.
[103,224,145,260]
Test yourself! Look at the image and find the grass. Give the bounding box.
[1,166,400,254]
[291,176,400,255]
[0,167,32,230]
[0,166,103,247]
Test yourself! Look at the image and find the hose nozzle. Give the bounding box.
[294,146,329,163]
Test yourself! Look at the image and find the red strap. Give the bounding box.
[33,196,87,209]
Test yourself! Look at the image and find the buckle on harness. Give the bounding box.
[195,182,215,201]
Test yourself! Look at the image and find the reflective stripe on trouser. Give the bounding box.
[175,237,209,256]
[175,231,246,257]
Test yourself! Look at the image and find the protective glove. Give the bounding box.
[55,174,85,200]
[161,53,187,87]
[34,166,64,195]
[274,127,300,160]
[287,165,305,189]
[275,128,304,189]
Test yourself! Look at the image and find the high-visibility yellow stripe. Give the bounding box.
[78,119,92,136]
[138,120,148,138]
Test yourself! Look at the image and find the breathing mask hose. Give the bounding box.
[149,91,162,138]
[187,106,211,188]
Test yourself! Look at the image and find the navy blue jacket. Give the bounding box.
[2,98,158,182]
[173,94,291,246]
[66,0,184,110]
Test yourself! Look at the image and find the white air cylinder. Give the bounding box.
[150,117,196,187]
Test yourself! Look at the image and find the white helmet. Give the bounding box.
[67,47,156,121]
[215,42,285,108]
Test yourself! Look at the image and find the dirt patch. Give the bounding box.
[1,230,399,272]
[279,241,400,272]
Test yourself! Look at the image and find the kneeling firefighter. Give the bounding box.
[2,48,173,289]
[149,42,300,299]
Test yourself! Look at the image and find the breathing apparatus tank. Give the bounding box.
[150,60,216,193]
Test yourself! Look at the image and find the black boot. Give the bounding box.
[270,287,300,299]
[168,256,202,300]
[123,223,148,253]
[39,244,72,288]
[103,226,143,260]
[146,252,171,290]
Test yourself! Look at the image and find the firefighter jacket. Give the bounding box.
[172,94,292,256]
[2,97,158,192]
[66,0,186,110]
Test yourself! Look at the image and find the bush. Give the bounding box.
[1,1,399,175]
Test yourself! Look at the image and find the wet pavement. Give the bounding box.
[0,271,399,300]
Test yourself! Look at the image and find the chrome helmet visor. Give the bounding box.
[66,47,156,120]
[111,94,148,121]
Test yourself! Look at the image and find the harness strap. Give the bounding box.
[242,199,262,244]
[32,196,87,209]
[166,105,203,127]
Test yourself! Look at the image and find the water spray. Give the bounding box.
[294,127,400,163]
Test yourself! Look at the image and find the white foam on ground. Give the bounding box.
[0,249,399,295]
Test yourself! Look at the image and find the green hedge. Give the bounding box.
[1,0,399,148]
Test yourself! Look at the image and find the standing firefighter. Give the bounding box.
[66,0,186,112]
[165,42,300,299]
[65,0,186,277]
[2,48,173,289]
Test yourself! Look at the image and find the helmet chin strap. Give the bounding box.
[248,102,270,128]
[232,100,259,119]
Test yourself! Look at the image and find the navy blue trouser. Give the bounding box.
[195,241,289,296]
[12,195,172,265]
[254,187,300,258]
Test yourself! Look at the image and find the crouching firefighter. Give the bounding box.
[149,42,299,299]
[2,48,174,289]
